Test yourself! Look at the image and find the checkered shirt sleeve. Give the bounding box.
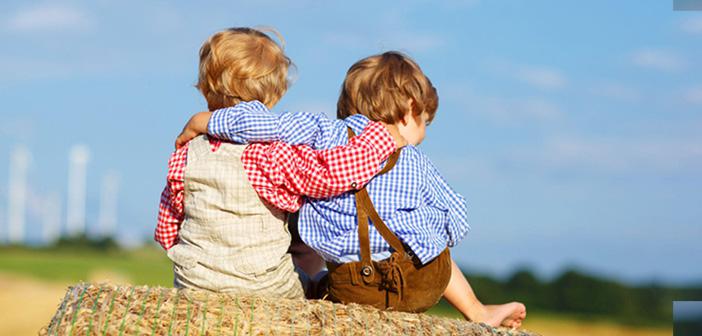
[154,143,188,250]
[242,121,396,212]
[208,100,337,148]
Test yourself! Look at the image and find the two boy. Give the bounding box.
[156,27,404,298]
[158,27,526,328]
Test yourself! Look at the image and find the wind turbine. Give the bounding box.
[7,145,31,244]
[97,171,119,237]
[66,145,89,237]
[42,192,61,244]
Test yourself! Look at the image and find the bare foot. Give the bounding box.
[483,302,527,329]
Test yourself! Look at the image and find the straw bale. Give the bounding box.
[40,283,540,336]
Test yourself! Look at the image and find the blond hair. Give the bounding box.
[337,51,438,124]
[197,27,291,111]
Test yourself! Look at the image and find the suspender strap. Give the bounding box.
[356,188,405,254]
[347,126,405,277]
[377,148,400,175]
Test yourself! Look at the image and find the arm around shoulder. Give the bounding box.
[206,100,336,148]
[241,120,398,211]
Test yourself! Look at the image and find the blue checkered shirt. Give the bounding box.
[208,101,470,264]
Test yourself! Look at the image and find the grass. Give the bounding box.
[0,245,173,286]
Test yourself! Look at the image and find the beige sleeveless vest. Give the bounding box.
[167,135,304,299]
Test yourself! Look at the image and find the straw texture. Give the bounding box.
[40,283,540,336]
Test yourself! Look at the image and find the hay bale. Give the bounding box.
[40,283,540,336]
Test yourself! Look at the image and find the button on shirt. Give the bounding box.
[208,101,470,265]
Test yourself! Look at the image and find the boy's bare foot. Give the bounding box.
[482,302,527,329]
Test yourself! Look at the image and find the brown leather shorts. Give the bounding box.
[323,248,451,313]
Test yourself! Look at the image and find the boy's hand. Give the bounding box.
[175,112,212,149]
[381,122,407,148]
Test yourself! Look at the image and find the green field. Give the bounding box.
[0,245,173,286]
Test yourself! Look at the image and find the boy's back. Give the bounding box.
[294,115,469,265]
[171,135,302,297]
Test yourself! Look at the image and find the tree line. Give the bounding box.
[453,267,702,326]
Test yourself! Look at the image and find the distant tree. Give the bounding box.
[449,265,701,326]
[505,268,552,309]
[464,271,510,303]
[52,234,119,251]
[551,269,638,320]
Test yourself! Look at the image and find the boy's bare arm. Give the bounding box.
[175,111,211,149]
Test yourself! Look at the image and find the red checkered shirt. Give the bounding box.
[155,121,396,250]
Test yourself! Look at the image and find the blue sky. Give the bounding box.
[0,1,700,284]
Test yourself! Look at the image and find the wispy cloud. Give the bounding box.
[5,4,94,33]
[0,52,135,83]
[517,136,702,175]
[444,84,563,124]
[322,30,445,53]
[431,156,501,185]
[380,31,446,53]
[590,83,642,103]
[632,49,686,72]
[147,3,184,34]
[485,60,568,91]
[516,66,567,90]
[437,0,481,9]
[680,17,702,34]
[683,86,702,105]
[0,117,36,140]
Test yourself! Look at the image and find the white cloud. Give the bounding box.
[379,32,445,53]
[0,57,72,81]
[520,99,563,120]
[322,30,445,53]
[431,156,500,185]
[516,66,567,90]
[680,17,702,34]
[5,4,94,32]
[447,0,481,7]
[683,86,702,105]
[484,60,568,90]
[590,83,642,102]
[444,84,563,124]
[632,49,685,72]
[0,118,36,140]
[147,3,184,34]
[0,53,130,83]
[518,136,702,174]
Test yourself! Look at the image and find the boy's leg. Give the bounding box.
[287,211,325,298]
[443,258,527,329]
[287,212,325,278]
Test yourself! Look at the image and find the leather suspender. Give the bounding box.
[347,127,405,277]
